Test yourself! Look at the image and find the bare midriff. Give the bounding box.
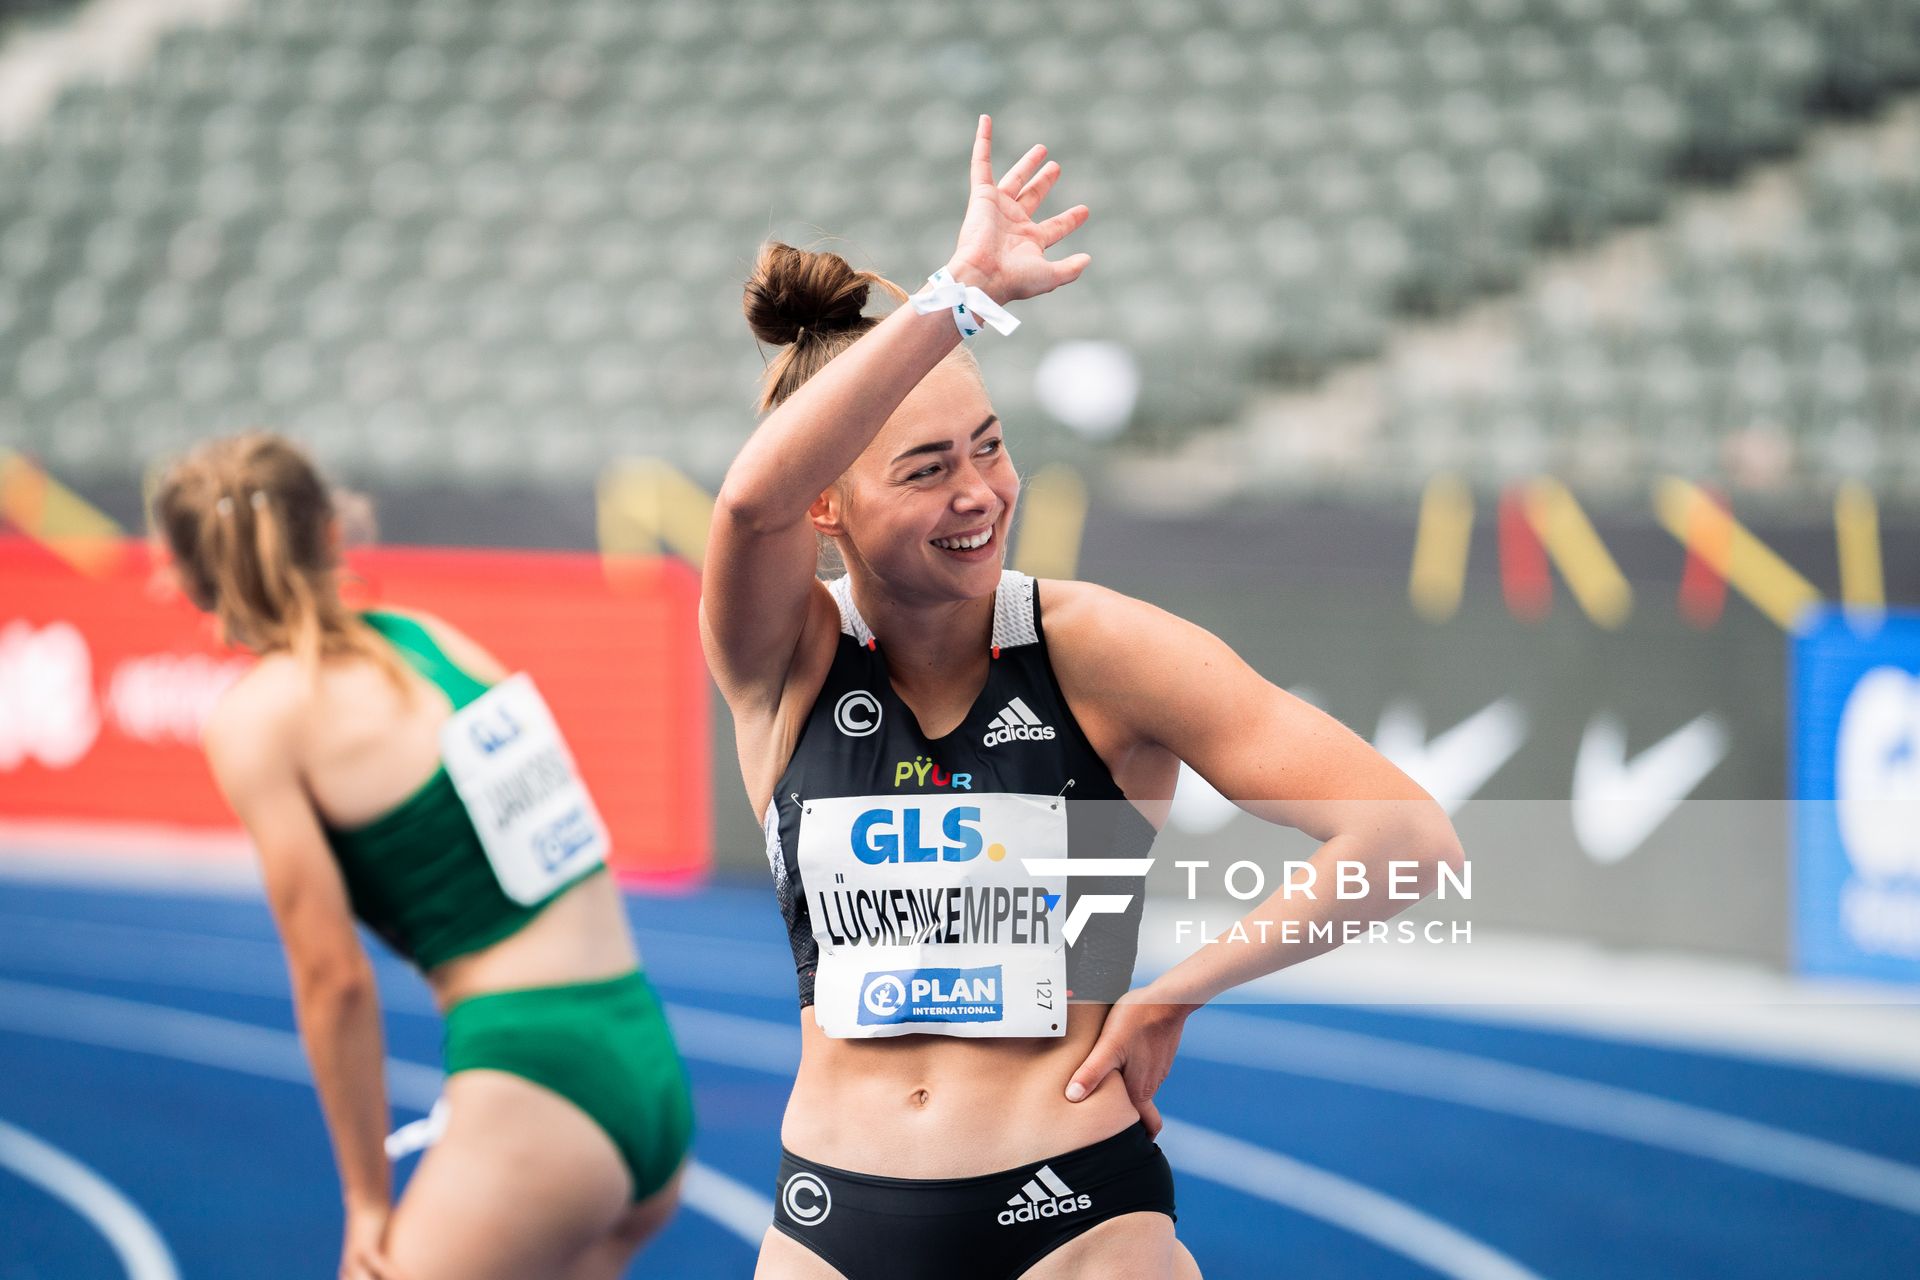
[424,869,640,1013]
[780,1001,1141,1177]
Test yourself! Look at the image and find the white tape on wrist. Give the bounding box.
[910,268,1019,338]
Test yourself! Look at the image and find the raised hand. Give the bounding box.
[946,115,1092,305]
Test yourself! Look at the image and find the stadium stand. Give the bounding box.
[0,0,81,25]
[0,0,1916,492]
[1374,104,1920,502]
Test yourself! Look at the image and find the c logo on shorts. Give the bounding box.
[783,1171,832,1226]
[834,690,882,738]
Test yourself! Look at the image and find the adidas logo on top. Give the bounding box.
[997,1164,1091,1225]
[983,697,1057,748]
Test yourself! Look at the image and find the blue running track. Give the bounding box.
[1,875,1916,1278]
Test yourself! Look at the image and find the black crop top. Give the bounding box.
[761,570,1158,1013]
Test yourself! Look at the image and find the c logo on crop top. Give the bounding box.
[834,690,882,737]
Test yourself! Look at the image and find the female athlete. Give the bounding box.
[154,432,693,1280]
[703,116,1466,1280]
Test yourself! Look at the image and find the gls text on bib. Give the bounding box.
[797,792,1068,1039]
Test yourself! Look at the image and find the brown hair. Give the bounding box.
[151,431,403,683]
[746,241,989,412]
[745,243,999,576]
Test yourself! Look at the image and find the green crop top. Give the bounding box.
[324,610,606,972]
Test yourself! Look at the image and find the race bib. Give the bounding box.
[439,673,609,905]
[797,792,1069,1039]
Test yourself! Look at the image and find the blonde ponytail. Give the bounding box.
[248,491,321,673]
[153,431,408,691]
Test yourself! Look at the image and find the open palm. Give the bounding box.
[948,115,1092,305]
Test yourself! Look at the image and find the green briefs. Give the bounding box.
[443,969,694,1201]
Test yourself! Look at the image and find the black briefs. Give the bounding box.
[771,1121,1177,1280]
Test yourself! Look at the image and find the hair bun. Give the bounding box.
[743,242,874,346]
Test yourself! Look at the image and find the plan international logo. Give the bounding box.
[858,966,1006,1025]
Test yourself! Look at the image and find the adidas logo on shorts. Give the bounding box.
[982,697,1057,748]
[997,1165,1092,1225]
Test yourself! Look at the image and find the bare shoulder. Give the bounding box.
[1036,576,1257,752]
[1034,578,1194,802]
[378,605,510,684]
[1032,576,1120,650]
[203,654,306,780]
[1036,577,1212,684]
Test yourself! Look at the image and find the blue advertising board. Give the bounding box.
[1792,608,1920,983]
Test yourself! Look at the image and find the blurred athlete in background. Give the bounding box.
[155,431,693,1280]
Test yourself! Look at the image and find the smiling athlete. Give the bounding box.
[703,117,1465,1280]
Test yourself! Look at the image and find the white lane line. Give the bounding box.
[0,903,795,964]
[0,912,800,1077]
[0,913,801,1080]
[20,896,1920,1088]
[1159,1119,1545,1280]
[662,1003,798,1075]
[28,906,1916,1250]
[1183,1009,1920,1218]
[628,1005,1551,1280]
[0,979,772,1247]
[0,975,329,1085]
[12,903,1920,1217]
[0,910,793,1002]
[678,1162,777,1247]
[1136,928,1920,1084]
[627,924,797,966]
[0,910,283,952]
[0,909,802,1074]
[0,915,313,1000]
[649,1002,1548,1278]
[0,1116,181,1280]
[0,970,1537,1276]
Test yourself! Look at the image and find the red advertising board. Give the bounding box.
[0,537,709,880]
